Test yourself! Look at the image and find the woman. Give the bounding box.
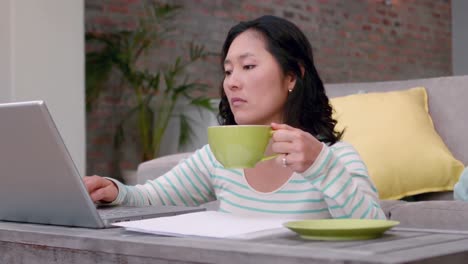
[85,15,385,219]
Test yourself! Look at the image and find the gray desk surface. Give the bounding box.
[1,221,468,264]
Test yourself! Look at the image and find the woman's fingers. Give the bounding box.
[83,175,103,193]
[276,152,312,172]
[271,122,295,131]
[271,123,303,142]
[275,154,287,168]
[89,184,116,202]
[89,187,106,202]
[271,141,293,154]
[270,123,323,173]
[83,176,117,202]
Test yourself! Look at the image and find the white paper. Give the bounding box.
[113,211,294,239]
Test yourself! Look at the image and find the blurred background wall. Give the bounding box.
[0,0,85,175]
[85,0,455,178]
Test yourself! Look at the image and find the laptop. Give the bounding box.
[0,100,204,228]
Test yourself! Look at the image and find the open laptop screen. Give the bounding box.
[0,101,203,228]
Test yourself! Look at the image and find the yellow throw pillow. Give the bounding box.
[330,87,464,200]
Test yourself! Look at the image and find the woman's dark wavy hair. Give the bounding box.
[218,15,343,145]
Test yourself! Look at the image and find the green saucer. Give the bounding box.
[284,219,399,241]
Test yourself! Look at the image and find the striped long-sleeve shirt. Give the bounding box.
[109,141,386,219]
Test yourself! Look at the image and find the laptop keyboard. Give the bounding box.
[97,206,156,219]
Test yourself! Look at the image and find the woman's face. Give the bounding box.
[223,30,296,125]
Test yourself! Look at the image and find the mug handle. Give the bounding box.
[260,154,278,162]
[260,130,278,161]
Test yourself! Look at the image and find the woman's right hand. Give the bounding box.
[83,175,118,203]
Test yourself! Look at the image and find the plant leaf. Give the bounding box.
[113,122,125,150]
[189,97,216,112]
[85,49,114,112]
[112,103,141,149]
[178,114,194,147]
[86,1,215,163]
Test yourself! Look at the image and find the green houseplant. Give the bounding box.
[86,3,214,164]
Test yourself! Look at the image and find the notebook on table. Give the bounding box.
[0,100,204,228]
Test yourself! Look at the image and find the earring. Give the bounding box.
[288,89,293,93]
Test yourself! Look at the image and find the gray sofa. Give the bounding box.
[137,75,468,230]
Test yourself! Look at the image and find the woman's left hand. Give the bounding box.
[270,123,324,173]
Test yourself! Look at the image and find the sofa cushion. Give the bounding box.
[137,152,193,184]
[330,87,464,200]
[380,200,407,219]
[388,201,468,230]
[326,75,468,166]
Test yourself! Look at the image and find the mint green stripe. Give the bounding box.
[189,152,214,195]
[310,175,325,185]
[337,152,356,160]
[206,148,243,176]
[350,174,368,179]
[205,145,217,165]
[331,176,353,199]
[353,168,368,172]
[204,147,242,176]
[133,187,147,205]
[205,146,224,170]
[327,154,340,171]
[306,152,338,181]
[218,208,231,213]
[147,181,166,205]
[323,167,346,192]
[330,187,357,210]
[332,194,364,218]
[277,187,321,194]
[306,150,332,179]
[350,173,378,193]
[202,145,220,175]
[148,181,166,205]
[141,187,156,205]
[212,175,250,190]
[163,175,189,206]
[117,182,128,204]
[334,195,365,219]
[125,186,140,205]
[289,179,309,184]
[371,200,380,208]
[213,185,324,204]
[220,197,329,214]
[173,170,199,205]
[179,164,209,203]
[211,166,243,177]
[360,201,373,219]
[371,202,385,219]
[155,181,176,206]
[194,151,214,190]
[225,169,243,176]
[341,187,358,208]
[123,186,133,204]
[349,195,365,217]
[344,160,366,167]
[334,214,349,219]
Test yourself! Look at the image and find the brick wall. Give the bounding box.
[85,0,452,178]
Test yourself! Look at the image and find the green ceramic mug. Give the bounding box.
[208,125,276,168]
